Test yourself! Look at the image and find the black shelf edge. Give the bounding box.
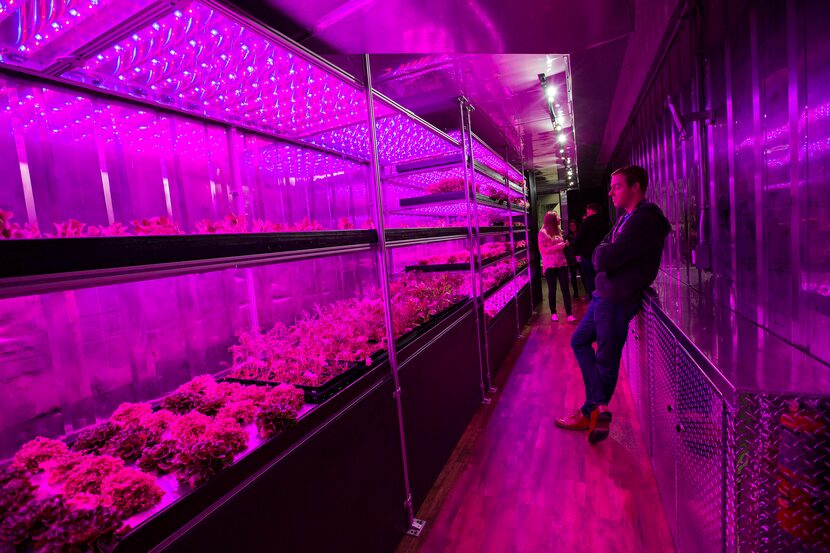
[403,250,510,273]
[398,190,466,206]
[479,226,526,235]
[405,262,470,273]
[395,153,463,173]
[0,230,378,294]
[398,192,515,212]
[480,250,513,268]
[481,267,529,300]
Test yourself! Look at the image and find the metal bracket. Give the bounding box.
[407,518,427,537]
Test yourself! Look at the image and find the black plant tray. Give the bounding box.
[393,298,470,352]
[220,350,386,404]
[218,300,470,403]
[405,262,470,272]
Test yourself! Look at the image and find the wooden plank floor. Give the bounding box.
[395,295,676,553]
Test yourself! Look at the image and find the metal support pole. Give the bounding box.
[505,148,520,334]
[459,97,487,402]
[463,103,495,396]
[362,55,416,527]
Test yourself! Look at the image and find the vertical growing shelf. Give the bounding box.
[0,2,531,552]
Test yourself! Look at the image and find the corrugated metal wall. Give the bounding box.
[612,0,830,367]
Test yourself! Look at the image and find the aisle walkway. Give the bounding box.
[395,294,675,553]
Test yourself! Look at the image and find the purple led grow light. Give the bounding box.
[60,2,369,145]
[387,165,522,198]
[449,131,524,186]
[303,110,458,163]
[391,198,511,221]
[0,0,154,68]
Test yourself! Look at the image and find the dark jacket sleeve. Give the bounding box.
[571,220,589,253]
[592,211,670,272]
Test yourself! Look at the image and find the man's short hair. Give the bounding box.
[585,203,602,214]
[611,165,649,194]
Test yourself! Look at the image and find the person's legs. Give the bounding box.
[569,298,598,417]
[556,268,572,316]
[581,298,640,414]
[580,257,595,297]
[569,264,580,297]
[544,268,557,313]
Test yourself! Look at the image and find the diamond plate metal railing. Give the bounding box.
[650,315,680,542]
[734,393,830,553]
[675,350,724,553]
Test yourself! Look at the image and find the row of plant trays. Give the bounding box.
[482,265,530,300]
[403,249,515,273]
[222,298,471,403]
[398,191,527,213]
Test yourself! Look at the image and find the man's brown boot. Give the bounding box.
[554,410,590,431]
[588,405,612,444]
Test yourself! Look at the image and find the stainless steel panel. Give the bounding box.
[734,393,830,552]
[650,315,679,543]
[675,349,724,553]
[614,0,830,371]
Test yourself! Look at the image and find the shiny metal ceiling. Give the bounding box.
[368,54,573,186]
[226,0,635,190]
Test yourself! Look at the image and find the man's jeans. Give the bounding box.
[570,294,641,417]
[580,256,596,297]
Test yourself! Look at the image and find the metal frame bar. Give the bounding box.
[459,97,488,402]
[0,65,369,165]
[464,102,495,395]
[362,55,415,527]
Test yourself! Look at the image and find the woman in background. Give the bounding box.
[538,212,576,322]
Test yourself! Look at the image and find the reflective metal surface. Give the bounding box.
[650,272,830,397]
[368,53,573,185]
[624,304,830,553]
[255,0,633,55]
[613,0,830,373]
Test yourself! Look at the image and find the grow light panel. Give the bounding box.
[0,0,155,70]
[386,165,521,199]
[484,280,514,317]
[391,198,511,221]
[449,130,525,187]
[249,139,362,178]
[302,109,458,164]
[60,2,370,149]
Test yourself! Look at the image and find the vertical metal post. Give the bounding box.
[504,148,520,334]
[362,54,416,525]
[464,103,494,395]
[459,97,487,402]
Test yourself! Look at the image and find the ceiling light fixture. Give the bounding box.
[538,73,560,135]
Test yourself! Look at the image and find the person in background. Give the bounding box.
[538,212,576,323]
[571,203,610,299]
[555,166,670,444]
[564,219,581,299]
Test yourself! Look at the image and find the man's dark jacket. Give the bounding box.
[572,214,610,258]
[592,202,671,304]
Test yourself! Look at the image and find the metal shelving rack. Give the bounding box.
[0,2,532,550]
